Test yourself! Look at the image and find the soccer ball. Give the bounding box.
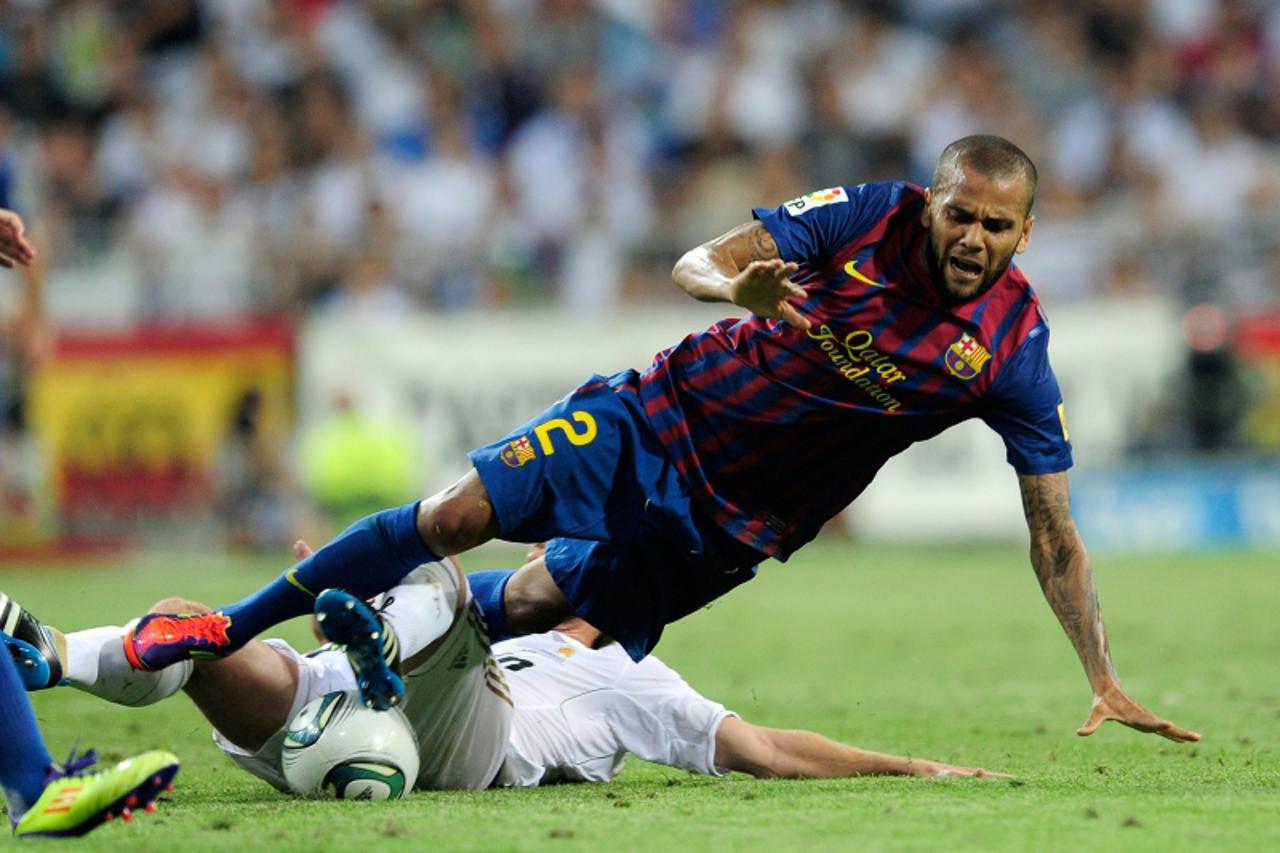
[282,690,419,800]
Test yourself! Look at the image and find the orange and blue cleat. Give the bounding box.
[122,612,234,671]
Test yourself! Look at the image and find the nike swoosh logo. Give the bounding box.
[285,568,319,598]
[844,260,887,287]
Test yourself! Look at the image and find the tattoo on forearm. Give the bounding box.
[748,224,779,262]
[1018,473,1115,681]
[1018,473,1076,578]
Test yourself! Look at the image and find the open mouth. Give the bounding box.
[948,256,983,283]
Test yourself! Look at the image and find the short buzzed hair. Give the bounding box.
[933,135,1038,214]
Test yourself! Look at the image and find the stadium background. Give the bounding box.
[1,0,1279,556]
[1,3,1278,849]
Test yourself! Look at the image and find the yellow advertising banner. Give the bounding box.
[1237,310,1280,453]
[28,318,293,512]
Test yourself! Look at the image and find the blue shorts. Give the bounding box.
[469,371,762,660]
[543,532,758,661]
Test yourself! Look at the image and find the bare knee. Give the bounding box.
[417,473,500,554]
[149,597,211,614]
[504,563,572,634]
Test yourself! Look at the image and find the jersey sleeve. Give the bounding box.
[981,325,1073,474]
[752,181,906,266]
[604,656,737,777]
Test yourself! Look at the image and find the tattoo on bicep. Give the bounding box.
[748,224,779,262]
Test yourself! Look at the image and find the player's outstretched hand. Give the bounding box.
[0,208,36,268]
[1077,685,1200,742]
[914,759,1012,780]
[729,259,810,331]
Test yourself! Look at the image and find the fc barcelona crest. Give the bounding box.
[944,333,992,381]
[501,436,537,468]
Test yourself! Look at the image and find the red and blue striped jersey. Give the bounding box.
[638,181,1072,560]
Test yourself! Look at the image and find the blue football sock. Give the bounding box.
[468,569,513,641]
[0,654,54,816]
[220,501,439,647]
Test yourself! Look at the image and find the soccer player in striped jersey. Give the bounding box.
[124,136,1197,744]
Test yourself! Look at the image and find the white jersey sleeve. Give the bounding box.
[606,653,737,775]
[494,632,735,787]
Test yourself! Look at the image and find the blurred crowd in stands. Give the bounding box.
[2,0,1278,551]
[1,0,1279,324]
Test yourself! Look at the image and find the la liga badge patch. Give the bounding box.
[784,186,848,216]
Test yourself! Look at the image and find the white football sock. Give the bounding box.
[64,626,192,707]
[378,566,458,662]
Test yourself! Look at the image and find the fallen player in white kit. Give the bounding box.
[3,546,1006,790]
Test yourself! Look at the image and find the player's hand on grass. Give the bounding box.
[913,759,1012,780]
[729,259,810,331]
[1077,685,1200,743]
[0,208,36,268]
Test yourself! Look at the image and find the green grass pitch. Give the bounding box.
[1,541,1276,851]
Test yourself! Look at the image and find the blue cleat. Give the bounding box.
[315,589,404,711]
[1,592,63,690]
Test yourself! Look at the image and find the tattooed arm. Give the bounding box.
[1018,471,1116,687]
[1018,472,1199,742]
[671,221,810,330]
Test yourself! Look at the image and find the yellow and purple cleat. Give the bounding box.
[122,612,234,671]
[12,749,180,838]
